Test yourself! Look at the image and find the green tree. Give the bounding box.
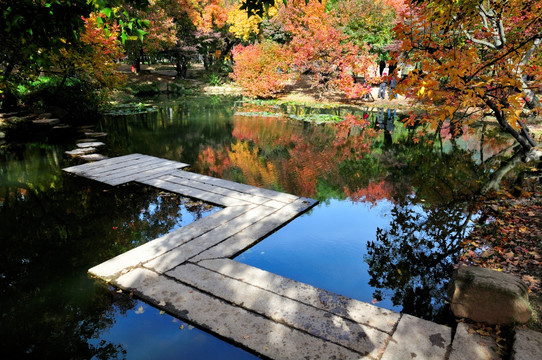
[0,0,93,109]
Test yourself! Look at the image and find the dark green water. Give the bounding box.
[0,96,514,359]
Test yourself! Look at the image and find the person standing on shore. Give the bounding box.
[378,66,389,99]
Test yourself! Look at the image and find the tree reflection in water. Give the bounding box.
[0,145,218,358]
[366,200,474,324]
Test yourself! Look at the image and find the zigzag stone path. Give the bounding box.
[64,154,464,359]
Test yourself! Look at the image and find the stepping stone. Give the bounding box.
[79,154,108,161]
[65,147,96,156]
[84,131,108,137]
[76,141,105,148]
[32,118,60,125]
[52,124,71,129]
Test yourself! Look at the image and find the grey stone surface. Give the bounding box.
[144,205,278,272]
[88,205,256,280]
[167,263,390,357]
[159,174,271,205]
[91,158,180,183]
[197,259,400,334]
[65,147,96,156]
[102,164,185,186]
[141,177,250,206]
[76,141,105,148]
[449,265,531,325]
[115,267,366,360]
[63,153,145,175]
[84,131,107,137]
[170,169,299,203]
[380,314,451,360]
[511,328,542,360]
[32,118,60,125]
[79,154,108,161]
[449,322,500,360]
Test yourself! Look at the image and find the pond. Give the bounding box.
[0,95,515,359]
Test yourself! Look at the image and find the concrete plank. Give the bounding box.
[512,328,542,360]
[380,314,451,360]
[197,259,400,334]
[91,158,180,183]
[449,323,500,360]
[159,174,272,205]
[88,205,256,280]
[193,197,318,260]
[114,267,366,360]
[101,162,187,186]
[144,205,278,273]
[167,263,390,357]
[171,169,300,203]
[62,153,147,176]
[141,178,250,206]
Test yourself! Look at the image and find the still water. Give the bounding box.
[0,96,513,358]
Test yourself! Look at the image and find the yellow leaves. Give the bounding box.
[227,6,262,41]
[417,86,425,96]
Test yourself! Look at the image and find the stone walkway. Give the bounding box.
[63,154,539,359]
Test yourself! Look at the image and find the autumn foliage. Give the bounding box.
[230,41,294,98]
[395,0,542,155]
[229,0,378,98]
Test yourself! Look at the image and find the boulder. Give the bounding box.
[449,265,531,325]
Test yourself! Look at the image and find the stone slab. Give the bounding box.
[114,267,365,360]
[65,147,96,156]
[77,141,105,148]
[63,153,145,175]
[159,174,271,205]
[170,169,299,203]
[84,131,108,137]
[91,158,180,183]
[89,205,256,280]
[79,154,109,162]
[167,263,390,357]
[32,118,60,125]
[101,163,185,186]
[511,328,542,360]
[380,314,451,360]
[197,258,400,334]
[144,205,278,272]
[141,177,251,207]
[449,322,500,360]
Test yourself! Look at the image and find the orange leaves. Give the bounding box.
[395,0,542,148]
[230,41,294,98]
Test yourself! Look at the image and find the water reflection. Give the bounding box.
[0,145,224,358]
[366,200,474,323]
[1,96,521,358]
